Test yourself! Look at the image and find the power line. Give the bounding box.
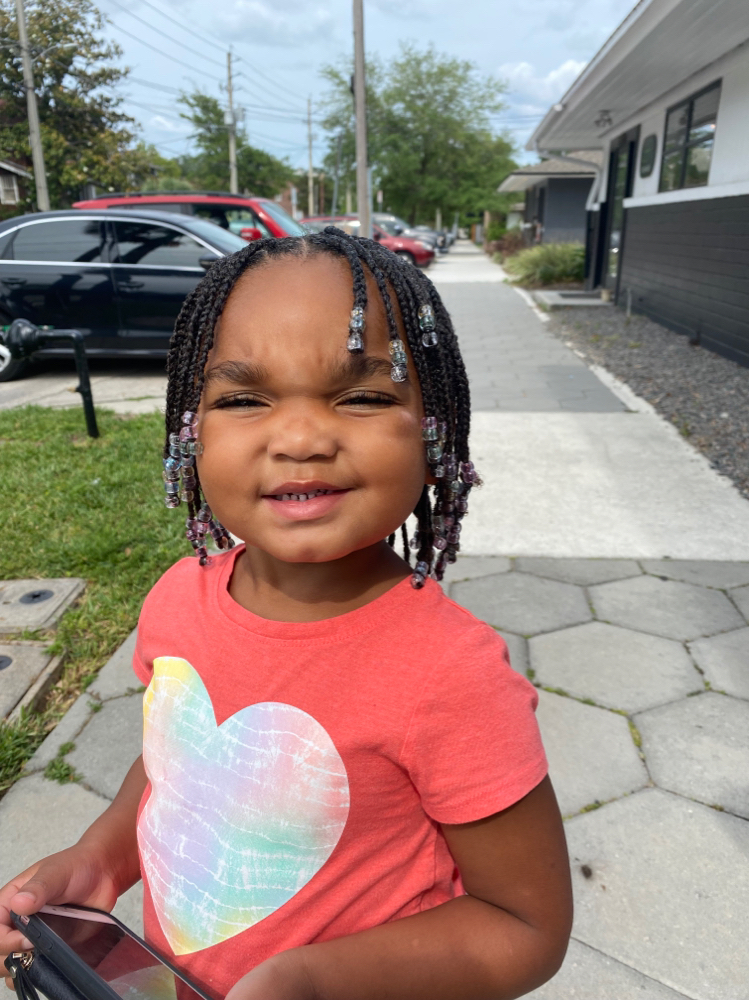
[125,0,226,54]
[103,17,222,83]
[101,0,225,69]
[104,0,308,109]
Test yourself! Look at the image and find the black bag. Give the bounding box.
[5,951,88,1000]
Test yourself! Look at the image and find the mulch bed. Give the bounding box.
[547,307,749,500]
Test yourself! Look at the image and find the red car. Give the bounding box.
[73,191,306,241]
[301,215,435,268]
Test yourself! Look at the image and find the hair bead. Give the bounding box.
[162,228,476,570]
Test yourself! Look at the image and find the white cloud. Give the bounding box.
[149,115,191,134]
[498,58,587,114]
[213,0,337,48]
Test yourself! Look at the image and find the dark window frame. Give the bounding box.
[659,80,721,192]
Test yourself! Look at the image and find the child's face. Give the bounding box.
[196,254,428,564]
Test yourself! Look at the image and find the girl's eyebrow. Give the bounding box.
[204,354,406,388]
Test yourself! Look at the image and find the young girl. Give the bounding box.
[1,229,572,1000]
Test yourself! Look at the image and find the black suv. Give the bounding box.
[0,208,247,381]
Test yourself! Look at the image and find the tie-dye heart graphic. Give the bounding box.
[138,656,350,956]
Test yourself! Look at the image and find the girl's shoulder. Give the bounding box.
[141,548,235,617]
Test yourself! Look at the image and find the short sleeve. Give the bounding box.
[400,624,548,825]
[132,635,152,686]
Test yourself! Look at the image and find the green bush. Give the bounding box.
[503,242,585,286]
[486,221,506,242]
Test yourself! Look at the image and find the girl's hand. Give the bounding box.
[0,844,121,989]
[226,950,315,1000]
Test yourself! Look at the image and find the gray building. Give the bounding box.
[528,0,749,367]
[498,153,601,244]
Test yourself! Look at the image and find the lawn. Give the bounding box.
[0,406,185,793]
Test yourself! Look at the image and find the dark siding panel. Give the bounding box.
[620,197,749,367]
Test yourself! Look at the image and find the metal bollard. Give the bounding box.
[1,319,99,437]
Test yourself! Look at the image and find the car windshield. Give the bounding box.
[375,219,400,236]
[257,200,306,236]
[183,217,248,254]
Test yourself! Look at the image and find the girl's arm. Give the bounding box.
[0,755,147,970]
[228,775,573,1000]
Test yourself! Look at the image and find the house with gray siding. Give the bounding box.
[528,0,749,367]
[498,153,600,244]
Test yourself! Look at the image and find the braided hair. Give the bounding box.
[163,227,479,585]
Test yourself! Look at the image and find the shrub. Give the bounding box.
[489,228,525,260]
[486,221,506,242]
[503,242,585,286]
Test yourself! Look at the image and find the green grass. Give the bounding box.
[503,242,585,287]
[0,406,185,794]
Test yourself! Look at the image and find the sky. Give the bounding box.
[91,0,637,170]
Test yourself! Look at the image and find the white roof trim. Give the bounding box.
[0,160,32,179]
[624,178,749,208]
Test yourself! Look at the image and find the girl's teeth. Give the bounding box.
[273,489,334,501]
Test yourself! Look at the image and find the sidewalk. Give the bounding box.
[1,243,748,999]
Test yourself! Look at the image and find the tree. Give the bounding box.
[0,0,158,212]
[178,91,294,197]
[319,44,517,226]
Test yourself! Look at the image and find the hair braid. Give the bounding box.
[162,229,478,580]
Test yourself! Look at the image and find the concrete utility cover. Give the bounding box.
[635,692,749,818]
[0,644,52,717]
[0,578,85,634]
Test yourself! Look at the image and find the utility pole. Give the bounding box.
[307,97,315,216]
[352,0,370,238]
[331,132,343,216]
[226,50,238,194]
[15,0,49,211]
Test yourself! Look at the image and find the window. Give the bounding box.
[112,221,206,268]
[192,205,271,238]
[640,135,657,178]
[0,173,19,205]
[257,200,306,236]
[659,82,720,192]
[12,219,104,262]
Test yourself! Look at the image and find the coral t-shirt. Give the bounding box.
[132,546,547,998]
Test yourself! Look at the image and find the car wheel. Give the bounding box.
[395,251,415,266]
[0,317,29,382]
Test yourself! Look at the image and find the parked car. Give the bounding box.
[0,208,248,381]
[372,213,447,251]
[300,215,435,268]
[72,191,306,241]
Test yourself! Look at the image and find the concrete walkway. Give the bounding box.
[2,243,748,999]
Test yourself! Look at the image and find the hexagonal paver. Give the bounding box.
[452,573,591,636]
[442,556,511,586]
[731,584,749,623]
[514,557,641,587]
[535,690,647,816]
[567,788,749,1000]
[496,631,528,677]
[530,621,703,713]
[641,559,749,590]
[635,692,749,818]
[589,575,744,641]
[526,938,687,999]
[66,693,143,800]
[689,628,749,700]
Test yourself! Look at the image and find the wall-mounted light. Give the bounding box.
[595,110,613,129]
